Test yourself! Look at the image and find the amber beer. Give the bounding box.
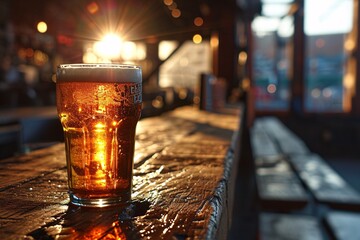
[56,64,142,207]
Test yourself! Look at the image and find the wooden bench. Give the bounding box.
[253,117,310,155]
[288,154,360,210]
[325,211,360,240]
[260,213,324,240]
[252,117,360,210]
[250,118,309,210]
[252,116,360,239]
[0,106,242,239]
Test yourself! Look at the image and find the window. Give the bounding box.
[304,0,355,112]
[159,41,212,88]
[251,0,294,111]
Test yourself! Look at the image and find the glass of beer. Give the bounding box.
[55,64,142,207]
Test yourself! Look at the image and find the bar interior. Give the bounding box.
[1,0,360,239]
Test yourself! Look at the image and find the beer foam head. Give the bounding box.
[56,64,142,83]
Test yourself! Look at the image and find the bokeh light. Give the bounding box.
[238,51,247,65]
[194,17,204,27]
[171,9,181,18]
[267,84,277,94]
[121,41,137,60]
[37,21,47,33]
[192,34,202,44]
[87,2,99,14]
[163,0,173,6]
[159,41,178,60]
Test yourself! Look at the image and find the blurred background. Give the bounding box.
[0,0,243,113]
[1,0,360,156]
[1,0,360,239]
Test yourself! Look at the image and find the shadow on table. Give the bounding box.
[28,201,150,239]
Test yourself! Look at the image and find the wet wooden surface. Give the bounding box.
[0,106,242,240]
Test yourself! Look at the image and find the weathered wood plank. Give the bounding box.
[288,154,360,209]
[255,117,309,155]
[0,144,65,190]
[250,122,308,210]
[134,116,196,166]
[260,213,323,240]
[132,153,226,239]
[250,128,280,158]
[0,106,242,240]
[255,156,308,210]
[325,211,360,240]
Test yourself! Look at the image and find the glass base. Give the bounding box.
[69,193,130,207]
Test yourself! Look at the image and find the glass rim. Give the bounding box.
[55,63,142,83]
[58,63,141,70]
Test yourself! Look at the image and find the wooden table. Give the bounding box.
[0,106,242,239]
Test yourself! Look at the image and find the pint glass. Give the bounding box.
[56,64,142,207]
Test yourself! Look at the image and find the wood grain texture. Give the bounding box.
[0,106,242,239]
